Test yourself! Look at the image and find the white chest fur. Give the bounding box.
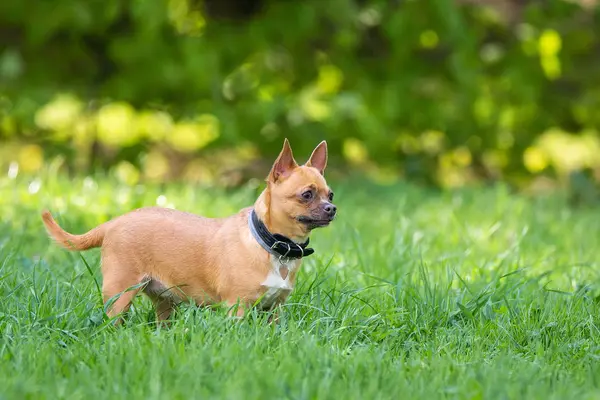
[259,257,300,309]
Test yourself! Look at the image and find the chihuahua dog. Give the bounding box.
[42,139,336,323]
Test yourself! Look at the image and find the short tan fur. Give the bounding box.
[41,139,336,323]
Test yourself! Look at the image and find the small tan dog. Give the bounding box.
[42,139,336,323]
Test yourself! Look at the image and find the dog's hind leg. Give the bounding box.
[145,292,175,324]
[141,278,177,324]
[101,257,145,325]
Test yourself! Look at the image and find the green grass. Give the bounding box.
[2,170,600,399]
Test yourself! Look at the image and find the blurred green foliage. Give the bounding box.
[1,0,600,189]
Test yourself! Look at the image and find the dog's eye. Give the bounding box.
[328,192,334,201]
[302,190,314,200]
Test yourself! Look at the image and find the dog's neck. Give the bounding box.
[253,189,309,244]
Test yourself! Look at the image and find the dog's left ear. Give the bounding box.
[305,140,328,175]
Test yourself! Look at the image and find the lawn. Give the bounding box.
[1,171,600,399]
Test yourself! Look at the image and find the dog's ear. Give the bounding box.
[268,138,298,183]
[305,140,328,175]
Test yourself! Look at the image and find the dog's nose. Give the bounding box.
[324,203,337,216]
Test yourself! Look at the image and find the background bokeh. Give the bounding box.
[2,0,600,194]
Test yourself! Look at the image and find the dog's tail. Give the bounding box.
[41,210,107,251]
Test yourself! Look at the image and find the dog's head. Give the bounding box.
[264,139,336,238]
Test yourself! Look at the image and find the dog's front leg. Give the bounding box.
[226,299,247,319]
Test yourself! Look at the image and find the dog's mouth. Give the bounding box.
[297,215,334,227]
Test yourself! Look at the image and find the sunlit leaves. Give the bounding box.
[538,29,562,58]
[166,115,220,153]
[317,65,343,95]
[419,30,439,49]
[143,150,170,181]
[137,111,173,142]
[538,30,562,80]
[17,144,44,173]
[96,102,139,147]
[526,129,600,176]
[34,94,83,133]
[2,0,600,191]
[167,0,205,37]
[342,138,368,165]
[114,160,140,185]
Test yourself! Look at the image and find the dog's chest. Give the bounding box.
[258,257,300,309]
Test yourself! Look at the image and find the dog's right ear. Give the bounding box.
[268,138,298,183]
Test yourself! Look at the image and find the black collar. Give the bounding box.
[248,209,314,259]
